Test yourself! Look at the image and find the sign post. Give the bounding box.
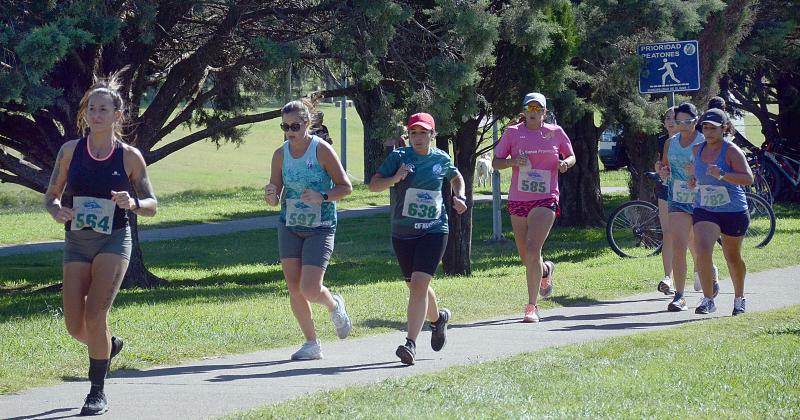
[638,40,700,95]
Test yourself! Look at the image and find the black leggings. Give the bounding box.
[391,234,448,281]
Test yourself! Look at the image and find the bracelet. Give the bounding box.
[133,196,140,210]
[455,195,466,201]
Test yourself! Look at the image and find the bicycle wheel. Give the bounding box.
[606,200,663,258]
[743,192,776,248]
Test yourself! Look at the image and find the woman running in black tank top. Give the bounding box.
[44,72,158,416]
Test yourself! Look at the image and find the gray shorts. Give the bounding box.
[64,226,133,264]
[277,223,335,269]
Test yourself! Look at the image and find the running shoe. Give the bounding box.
[657,276,675,295]
[667,296,688,312]
[539,261,555,298]
[330,294,352,339]
[79,389,108,416]
[732,297,746,316]
[522,304,540,323]
[396,339,416,365]
[430,308,451,352]
[695,297,717,314]
[693,265,719,293]
[107,336,124,374]
[291,340,323,360]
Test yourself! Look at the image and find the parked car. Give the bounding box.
[598,124,628,170]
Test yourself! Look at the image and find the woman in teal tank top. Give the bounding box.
[264,100,353,361]
[658,102,717,312]
[689,109,753,316]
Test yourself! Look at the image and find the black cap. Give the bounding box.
[708,96,726,110]
[675,102,698,118]
[699,108,727,127]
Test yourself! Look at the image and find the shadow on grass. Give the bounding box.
[359,318,407,331]
[206,360,408,382]
[0,202,648,322]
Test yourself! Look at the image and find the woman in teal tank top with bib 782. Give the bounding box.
[689,109,753,316]
[658,102,714,313]
[264,99,353,361]
[370,112,467,366]
[43,71,158,416]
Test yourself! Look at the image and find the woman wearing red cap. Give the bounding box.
[369,112,467,365]
[493,92,575,323]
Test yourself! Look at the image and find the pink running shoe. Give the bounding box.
[522,304,540,323]
[539,261,555,298]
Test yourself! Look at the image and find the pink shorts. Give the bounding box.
[507,198,560,218]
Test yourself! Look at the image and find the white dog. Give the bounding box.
[475,152,492,187]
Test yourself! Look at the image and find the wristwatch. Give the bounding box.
[322,192,329,201]
[455,195,466,202]
[717,169,726,180]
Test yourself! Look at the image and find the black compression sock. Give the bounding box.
[88,358,109,392]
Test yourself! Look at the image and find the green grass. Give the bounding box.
[232,305,800,419]
[1,200,799,394]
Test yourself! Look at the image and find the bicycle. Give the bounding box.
[758,137,800,201]
[606,173,776,258]
[732,133,774,204]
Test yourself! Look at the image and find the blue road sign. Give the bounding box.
[638,40,700,94]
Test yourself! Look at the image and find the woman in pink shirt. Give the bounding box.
[493,92,575,323]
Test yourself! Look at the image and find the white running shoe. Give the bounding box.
[694,264,719,292]
[291,340,323,360]
[330,294,352,339]
[657,276,675,295]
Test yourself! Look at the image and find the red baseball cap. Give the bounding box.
[407,113,435,130]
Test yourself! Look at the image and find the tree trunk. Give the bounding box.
[351,86,393,183]
[558,112,604,227]
[440,119,480,276]
[777,72,800,142]
[121,212,166,289]
[694,0,757,106]
[624,130,659,202]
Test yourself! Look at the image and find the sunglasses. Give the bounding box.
[280,122,304,132]
[676,118,696,126]
[525,103,544,113]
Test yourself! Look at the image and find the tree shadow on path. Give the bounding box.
[111,359,295,379]
[206,360,410,382]
[549,318,697,332]
[7,407,79,420]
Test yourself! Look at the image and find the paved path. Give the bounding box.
[0,188,628,257]
[2,266,798,419]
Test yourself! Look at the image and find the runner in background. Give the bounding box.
[493,92,575,323]
[659,102,717,312]
[656,106,679,295]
